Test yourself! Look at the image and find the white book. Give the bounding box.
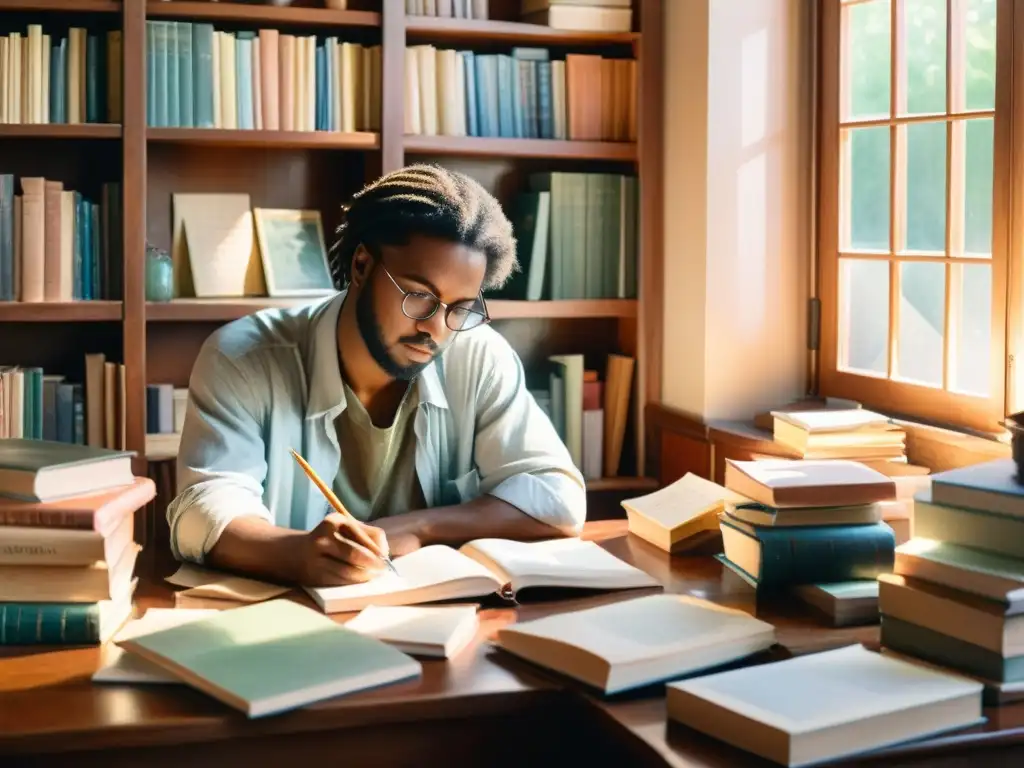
[495,594,776,694]
[345,604,479,659]
[306,537,659,614]
[666,644,984,767]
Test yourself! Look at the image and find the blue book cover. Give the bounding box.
[167,25,180,127]
[192,23,215,128]
[0,174,12,301]
[460,51,477,137]
[931,458,1024,518]
[537,60,553,139]
[178,22,194,127]
[56,383,75,444]
[315,44,325,131]
[496,55,515,138]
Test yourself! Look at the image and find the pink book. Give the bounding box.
[259,28,279,130]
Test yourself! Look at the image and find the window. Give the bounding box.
[818,0,1008,434]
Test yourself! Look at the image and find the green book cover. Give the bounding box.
[118,599,422,718]
[0,439,133,472]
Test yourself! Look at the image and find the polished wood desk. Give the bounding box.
[3,520,1024,767]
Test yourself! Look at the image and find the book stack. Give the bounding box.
[770,408,908,464]
[879,457,1024,703]
[0,440,155,646]
[717,458,898,622]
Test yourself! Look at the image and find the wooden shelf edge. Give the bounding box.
[404,134,636,161]
[145,1,381,28]
[0,0,119,12]
[405,16,638,46]
[147,128,380,149]
[587,477,658,492]
[0,301,123,322]
[0,123,121,139]
[148,298,637,322]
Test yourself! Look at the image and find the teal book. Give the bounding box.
[116,599,422,718]
[719,517,895,589]
[930,458,1024,519]
[0,439,135,502]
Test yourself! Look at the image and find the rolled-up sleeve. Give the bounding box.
[166,342,272,563]
[471,337,587,535]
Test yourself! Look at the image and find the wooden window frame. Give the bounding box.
[818,0,1013,435]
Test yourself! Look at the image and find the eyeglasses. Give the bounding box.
[377,261,490,332]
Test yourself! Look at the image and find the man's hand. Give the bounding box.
[372,515,425,557]
[286,512,391,587]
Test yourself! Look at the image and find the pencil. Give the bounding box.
[289,448,399,576]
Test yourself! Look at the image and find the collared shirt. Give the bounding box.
[166,290,587,563]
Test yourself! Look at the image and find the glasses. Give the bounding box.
[377,261,490,332]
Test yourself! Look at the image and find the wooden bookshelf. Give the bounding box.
[404,15,639,46]
[147,128,380,150]
[404,135,636,161]
[0,0,665,530]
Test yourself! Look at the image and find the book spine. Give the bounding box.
[750,522,896,587]
[0,602,101,645]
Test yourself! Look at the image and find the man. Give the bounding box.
[167,164,586,587]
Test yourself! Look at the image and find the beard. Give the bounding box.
[355,275,438,381]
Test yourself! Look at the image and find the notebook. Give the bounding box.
[344,604,480,659]
[494,594,776,694]
[93,608,219,684]
[114,599,422,717]
[305,537,660,614]
[666,644,983,767]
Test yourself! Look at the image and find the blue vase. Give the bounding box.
[145,246,174,302]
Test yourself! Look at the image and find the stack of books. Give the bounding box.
[770,408,908,465]
[717,458,898,623]
[0,439,154,646]
[879,457,1024,702]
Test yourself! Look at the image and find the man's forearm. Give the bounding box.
[387,495,570,549]
[205,516,304,584]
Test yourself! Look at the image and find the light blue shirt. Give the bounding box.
[166,291,587,563]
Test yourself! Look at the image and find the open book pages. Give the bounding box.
[344,604,480,659]
[495,594,776,695]
[166,562,290,603]
[94,608,219,684]
[621,473,753,552]
[666,644,984,767]
[305,537,660,615]
[115,599,422,718]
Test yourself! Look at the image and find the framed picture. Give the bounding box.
[253,208,336,297]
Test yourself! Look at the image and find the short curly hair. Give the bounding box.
[328,164,518,292]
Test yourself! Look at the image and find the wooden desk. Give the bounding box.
[3,520,1024,767]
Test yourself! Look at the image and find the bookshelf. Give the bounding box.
[0,0,665,543]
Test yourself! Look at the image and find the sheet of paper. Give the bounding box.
[166,562,290,602]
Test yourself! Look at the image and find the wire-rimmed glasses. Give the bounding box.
[377,261,490,332]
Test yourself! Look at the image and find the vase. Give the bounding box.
[145,245,174,302]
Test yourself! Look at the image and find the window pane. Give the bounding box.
[845,126,890,251]
[904,121,946,253]
[951,263,992,396]
[839,258,889,376]
[897,261,945,387]
[846,0,891,120]
[963,0,997,111]
[903,0,946,116]
[964,118,994,256]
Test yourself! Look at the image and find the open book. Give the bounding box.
[305,537,660,614]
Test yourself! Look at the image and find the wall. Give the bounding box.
[661,0,812,422]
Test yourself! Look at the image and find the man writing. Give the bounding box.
[167,165,586,586]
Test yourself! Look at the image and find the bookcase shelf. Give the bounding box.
[147,298,638,323]
[404,16,639,47]
[2,0,119,13]
[145,1,381,29]
[1,0,665,538]
[147,128,380,150]
[0,301,122,322]
[404,135,636,161]
[0,124,121,140]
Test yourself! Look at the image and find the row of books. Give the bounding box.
[145,383,186,460]
[0,353,126,451]
[494,171,637,301]
[528,352,633,480]
[404,45,635,142]
[0,441,152,646]
[145,21,381,132]
[0,26,120,126]
[406,0,490,18]
[0,175,122,303]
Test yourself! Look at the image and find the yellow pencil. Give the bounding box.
[289,448,399,575]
